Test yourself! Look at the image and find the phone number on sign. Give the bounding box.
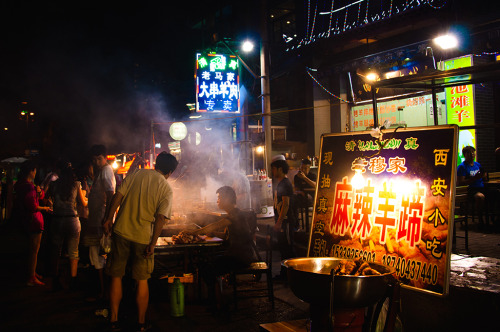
[382,254,438,285]
[332,244,376,262]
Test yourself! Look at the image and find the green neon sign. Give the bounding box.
[444,55,475,164]
[229,59,238,70]
[198,57,208,69]
[210,55,226,71]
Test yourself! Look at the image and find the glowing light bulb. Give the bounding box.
[351,171,365,190]
[366,72,378,81]
[433,34,458,50]
[241,40,254,53]
[112,161,118,169]
[256,146,264,154]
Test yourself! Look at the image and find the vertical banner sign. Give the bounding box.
[195,53,240,113]
[308,125,458,296]
[444,56,475,164]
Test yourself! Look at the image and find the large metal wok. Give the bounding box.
[283,257,396,308]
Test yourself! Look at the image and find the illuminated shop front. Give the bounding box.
[351,92,447,131]
[348,53,490,166]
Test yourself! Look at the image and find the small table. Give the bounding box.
[155,236,225,300]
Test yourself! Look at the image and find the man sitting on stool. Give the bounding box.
[195,186,256,312]
[457,146,489,229]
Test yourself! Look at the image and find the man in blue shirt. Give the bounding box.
[457,146,488,228]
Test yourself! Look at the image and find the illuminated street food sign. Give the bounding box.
[444,55,475,164]
[308,125,458,296]
[195,53,240,113]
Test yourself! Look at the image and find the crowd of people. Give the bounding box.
[9,145,179,332]
[6,143,318,331]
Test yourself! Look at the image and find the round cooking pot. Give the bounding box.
[283,257,396,308]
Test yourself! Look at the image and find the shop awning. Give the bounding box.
[371,61,500,90]
[365,61,500,126]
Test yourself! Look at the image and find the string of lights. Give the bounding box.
[426,0,447,10]
[326,0,335,37]
[308,2,318,40]
[475,51,500,56]
[364,0,370,23]
[343,7,348,31]
[287,0,446,52]
[306,0,311,39]
[356,2,361,24]
[306,67,350,104]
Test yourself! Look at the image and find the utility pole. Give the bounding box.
[260,0,272,172]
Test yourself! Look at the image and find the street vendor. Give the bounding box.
[271,158,297,282]
[294,158,317,210]
[193,186,257,312]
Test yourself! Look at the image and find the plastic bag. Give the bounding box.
[100,235,112,254]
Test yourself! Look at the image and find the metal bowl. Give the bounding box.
[282,257,396,308]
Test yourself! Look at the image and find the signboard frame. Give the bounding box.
[307,125,458,296]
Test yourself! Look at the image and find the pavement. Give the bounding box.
[0,216,499,332]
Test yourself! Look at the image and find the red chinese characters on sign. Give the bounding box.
[351,180,375,240]
[374,181,397,244]
[369,157,387,174]
[450,95,470,109]
[454,109,470,123]
[396,181,425,247]
[448,85,473,124]
[450,86,469,94]
[330,176,352,236]
[367,156,407,175]
[326,147,444,249]
[329,177,426,244]
[386,157,407,174]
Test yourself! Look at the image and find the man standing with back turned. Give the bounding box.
[103,152,178,332]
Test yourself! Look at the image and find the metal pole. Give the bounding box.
[432,87,439,126]
[371,88,379,128]
[150,120,154,168]
[261,0,272,172]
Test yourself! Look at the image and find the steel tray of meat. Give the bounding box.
[282,257,396,308]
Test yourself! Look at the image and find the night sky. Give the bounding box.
[0,1,206,162]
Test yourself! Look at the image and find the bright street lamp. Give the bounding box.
[241,40,255,53]
[433,33,458,50]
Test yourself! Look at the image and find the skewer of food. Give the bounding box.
[171,231,204,244]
